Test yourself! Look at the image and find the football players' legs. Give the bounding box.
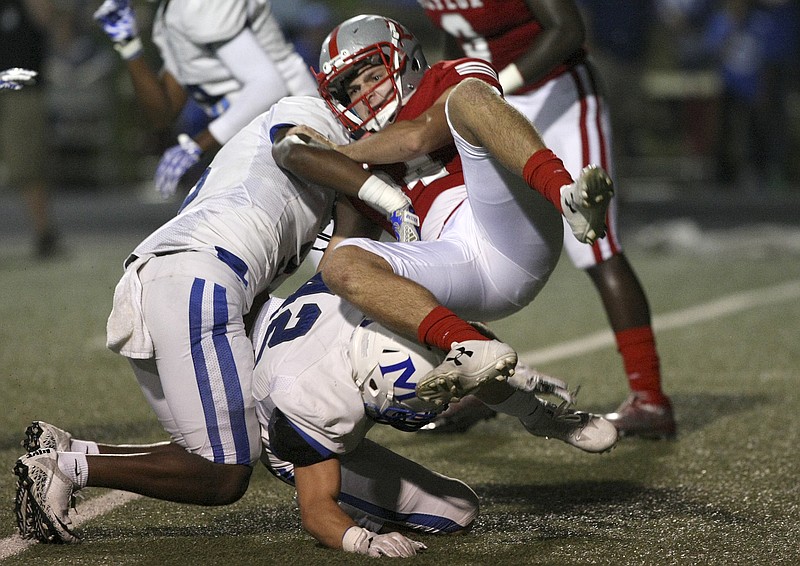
[447,122,563,304]
[138,253,260,464]
[339,439,478,534]
[80,253,259,505]
[331,203,551,323]
[513,69,670,414]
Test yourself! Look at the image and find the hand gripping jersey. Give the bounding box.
[130,96,349,306]
[421,0,587,93]
[374,58,502,239]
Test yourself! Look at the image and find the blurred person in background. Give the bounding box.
[700,0,799,191]
[0,0,62,258]
[577,0,656,161]
[420,0,675,439]
[92,0,318,199]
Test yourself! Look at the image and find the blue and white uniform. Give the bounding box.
[251,275,478,533]
[106,96,349,466]
[152,0,318,144]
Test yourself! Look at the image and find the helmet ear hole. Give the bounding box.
[367,377,380,395]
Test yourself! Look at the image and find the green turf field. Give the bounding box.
[2,228,799,565]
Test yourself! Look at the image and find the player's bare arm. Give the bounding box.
[272,126,372,196]
[273,126,415,239]
[293,458,356,550]
[125,61,187,132]
[508,0,585,90]
[320,197,383,267]
[338,91,453,165]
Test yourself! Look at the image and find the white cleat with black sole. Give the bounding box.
[416,339,518,406]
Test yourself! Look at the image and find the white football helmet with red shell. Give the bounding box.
[316,15,428,135]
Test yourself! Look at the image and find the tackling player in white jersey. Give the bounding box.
[93,0,319,197]
[11,93,421,544]
[250,273,617,557]
[421,0,675,438]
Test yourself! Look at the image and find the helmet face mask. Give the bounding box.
[351,321,445,432]
[316,15,428,135]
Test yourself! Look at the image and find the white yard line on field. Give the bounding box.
[0,490,141,560]
[2,278,799,559]
[521,279,800,366]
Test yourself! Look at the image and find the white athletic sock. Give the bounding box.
[70,439,100,454]
[56,452,89,489]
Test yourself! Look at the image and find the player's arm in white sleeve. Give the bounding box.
[294,458,426,557]
[206,28,288,146]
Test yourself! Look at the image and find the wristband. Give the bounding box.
[498,63,525,94]
[114,36,143,60]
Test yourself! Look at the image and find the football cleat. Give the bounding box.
[560,165,614,245]
[416,340,517,406]
[520,399,618,453]
[13,448,80,544]
[604,393,677,439]
[419,395,498,433]
[389,205,420,243]
[14,479,36,539]
[24,421,73,452]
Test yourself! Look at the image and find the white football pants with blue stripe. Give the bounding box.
[261,434,478,534]
[130,251,261,465]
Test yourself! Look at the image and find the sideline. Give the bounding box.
[2,278,799,560]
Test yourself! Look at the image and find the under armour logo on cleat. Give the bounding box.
[446,346,473,366]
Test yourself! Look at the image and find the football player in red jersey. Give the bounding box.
[421,0,675,438]
[278,14,615,406]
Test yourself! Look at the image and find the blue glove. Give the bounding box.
[93,0,142,59]
[0,68,37,90]
[155,134,202,199]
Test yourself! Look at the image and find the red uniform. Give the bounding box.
[421,0,586,93]
[375,58,500,229]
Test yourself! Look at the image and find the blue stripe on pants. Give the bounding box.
[337,492,464,533]
[189,278,225,462]
[211,283,250,465]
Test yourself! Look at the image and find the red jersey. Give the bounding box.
[421,0,586,93]
[373,58,501,229]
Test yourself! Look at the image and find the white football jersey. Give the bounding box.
[130,96,349,302]
[152,0,316,113]
[251,274,371,457]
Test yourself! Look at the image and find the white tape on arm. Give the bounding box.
[357,175,409,216]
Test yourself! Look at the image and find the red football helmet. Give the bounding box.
[315,15,428,135]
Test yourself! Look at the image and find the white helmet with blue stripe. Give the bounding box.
[350,320,444,431]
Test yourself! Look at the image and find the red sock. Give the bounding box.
[616,326,666,404]
[522,149,573,213]
[418,306,489,352]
